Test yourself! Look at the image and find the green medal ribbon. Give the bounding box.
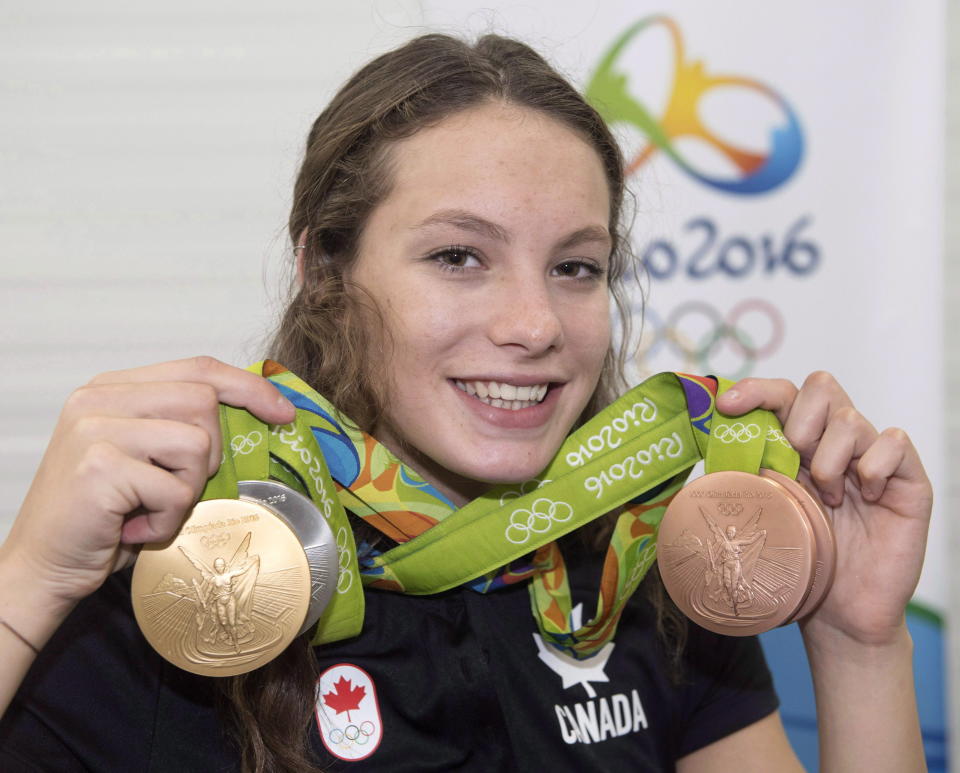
[202,362,799,659]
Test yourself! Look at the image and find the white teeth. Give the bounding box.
[454,379,551,409]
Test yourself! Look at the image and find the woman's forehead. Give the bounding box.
[377,102,611,233]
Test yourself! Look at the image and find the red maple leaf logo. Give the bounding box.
[323,676,366,722]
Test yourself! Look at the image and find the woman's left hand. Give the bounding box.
[716,372,933,648]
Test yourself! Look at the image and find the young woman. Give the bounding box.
[0,34,931,772]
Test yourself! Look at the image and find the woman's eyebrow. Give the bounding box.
[555,225,611,251]
[412,209,510,242]
[412,209,610,251]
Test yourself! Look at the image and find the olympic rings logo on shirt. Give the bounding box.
[633,298,784,380]
[230,431,263,455]
[328,721,376,747]
[712,422,761,444]
[505,498,574,545]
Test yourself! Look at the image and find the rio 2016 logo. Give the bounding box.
[586,15,804,195]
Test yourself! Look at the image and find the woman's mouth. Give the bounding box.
[453,379,549,411]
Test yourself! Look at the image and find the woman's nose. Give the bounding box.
[486,276,564,355]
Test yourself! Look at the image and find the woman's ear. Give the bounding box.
[294,228,309,284]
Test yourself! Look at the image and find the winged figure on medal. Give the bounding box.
[662,501,806,624]
[698,506,766,614]
[138,530,308,669]
[179,533,260,652]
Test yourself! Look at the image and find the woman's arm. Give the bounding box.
[681,372,930,772]
[0,357,295,717]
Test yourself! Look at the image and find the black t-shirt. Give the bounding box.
[0,547,777,772]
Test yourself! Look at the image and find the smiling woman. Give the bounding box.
[0,32,931,773]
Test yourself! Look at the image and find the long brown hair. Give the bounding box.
[222,33,681,772]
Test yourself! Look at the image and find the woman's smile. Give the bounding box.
[450,377,565,430]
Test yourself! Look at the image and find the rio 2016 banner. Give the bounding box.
[420,3,945,768]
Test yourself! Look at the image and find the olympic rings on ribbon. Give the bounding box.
[504,498,574,545]
[712,422,762,444]
[230,430,263,456]
[766,427,793,449]
[335,526,354,593]
[634,298,784,379]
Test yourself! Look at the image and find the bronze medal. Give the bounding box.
[657,470,816,636]
[237,480,338,635]
[759,470,835,620]
[132,498,311,677]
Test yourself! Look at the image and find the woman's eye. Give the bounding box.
[430,247,481,272]
[553,259,604,280]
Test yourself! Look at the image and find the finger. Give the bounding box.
[807,406,878,506]
[64,381,223,474]
[115,458,199,544]
[781,372,855,461]
[72,442,197,545]
[718,372,857,464]
[89,356,295,426]
[715,377,799,427]
[856,427,929,506]
[71,416,214,494]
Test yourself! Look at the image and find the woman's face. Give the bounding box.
[349,102,613,504]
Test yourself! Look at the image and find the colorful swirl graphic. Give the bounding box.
[586,16,804,195]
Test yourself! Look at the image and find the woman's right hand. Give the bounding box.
[1,356,295,616]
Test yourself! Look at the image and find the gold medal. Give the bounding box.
[132,498,311,677]
[657,470,817,636]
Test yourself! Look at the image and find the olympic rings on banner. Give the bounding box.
[634,298,784,379]
[727,299,784,359]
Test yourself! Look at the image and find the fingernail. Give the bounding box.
[724,389,740,401]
